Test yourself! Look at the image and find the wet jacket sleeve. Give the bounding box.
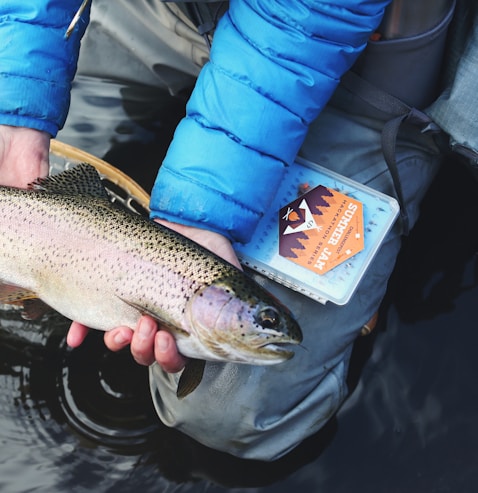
[0,0,90,136]
[150,0,390,244]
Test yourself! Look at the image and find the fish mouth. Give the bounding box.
[255,338,301,361]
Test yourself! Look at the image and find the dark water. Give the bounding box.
[2,77,478,492]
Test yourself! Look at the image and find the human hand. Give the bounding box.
[67,315,187,372]
[67,219,242,373]
[0,125,50,187]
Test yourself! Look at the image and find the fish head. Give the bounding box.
[184,275,303,365]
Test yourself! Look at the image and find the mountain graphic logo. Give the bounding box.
[279,184,364,274]
[279,185,333,259]
[282,199,322,235]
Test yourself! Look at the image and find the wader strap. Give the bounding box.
[162,1,227,49]
[341,71,442,235]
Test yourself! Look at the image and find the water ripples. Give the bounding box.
[0,309,162,492]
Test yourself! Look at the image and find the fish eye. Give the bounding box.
[255,307,280,329]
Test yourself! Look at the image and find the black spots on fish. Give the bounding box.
[239,319,246,338]
[187,253,223,281]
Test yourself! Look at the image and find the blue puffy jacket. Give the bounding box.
[0,0,89,136]
[150,0,390,243]
[0,0,390,243]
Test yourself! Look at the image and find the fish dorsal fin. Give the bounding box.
[30,163,110,200]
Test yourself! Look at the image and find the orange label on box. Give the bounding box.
[279,185,364,275]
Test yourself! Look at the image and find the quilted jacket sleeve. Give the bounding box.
[0,0,90,136]
[150,0,391,243]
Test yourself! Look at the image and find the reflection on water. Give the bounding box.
[59,75,188,193]
[0,312,149,492]
[1,75,478,492]
[0,307,332,491]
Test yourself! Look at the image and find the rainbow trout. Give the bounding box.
[0,164,302,397]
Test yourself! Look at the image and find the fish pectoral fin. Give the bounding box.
[177,358,206,399]
[118,297,190,337]
[0,283,52,320]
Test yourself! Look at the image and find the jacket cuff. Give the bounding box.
[0,1,89,135]
[150,117,287,244]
